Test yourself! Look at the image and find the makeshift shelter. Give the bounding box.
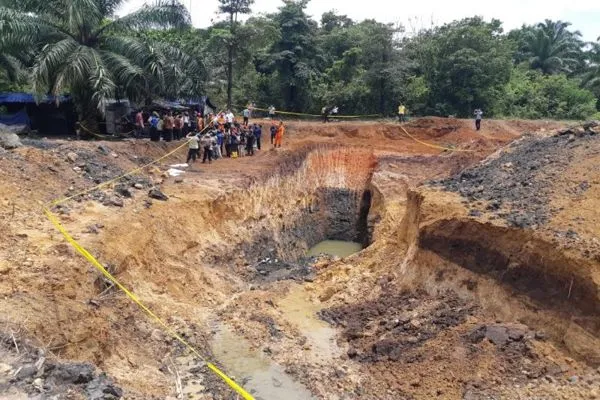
[0,92,77,135]
[182,96,217,116]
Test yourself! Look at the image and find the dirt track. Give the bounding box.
[1,117,599,399]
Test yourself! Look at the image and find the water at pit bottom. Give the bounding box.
[306,240,362,258]
[210,325,315,400]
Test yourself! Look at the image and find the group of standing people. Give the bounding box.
[184,109,285,166]
[136,110,199,142]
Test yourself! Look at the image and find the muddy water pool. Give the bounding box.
[306,240,362,258]
[210,325,315,400]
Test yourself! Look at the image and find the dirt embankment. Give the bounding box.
[2,118,598,400]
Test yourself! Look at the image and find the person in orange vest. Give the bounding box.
[274,121,284,148]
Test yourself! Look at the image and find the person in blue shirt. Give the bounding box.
[253,123,262,150]
[270,123,277,145]
[216,127,225,158]
[149,112,160,142]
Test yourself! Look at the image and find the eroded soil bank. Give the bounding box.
[1,118,599,399]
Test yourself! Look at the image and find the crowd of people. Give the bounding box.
[132,108,285,166]
[190,116,284,164]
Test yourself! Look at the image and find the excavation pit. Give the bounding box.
[3,119,599,400]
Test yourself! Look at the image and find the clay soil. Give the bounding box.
[1,117,599,400]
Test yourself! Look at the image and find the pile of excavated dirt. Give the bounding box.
[438,127,600,230]
[2,118,599,400]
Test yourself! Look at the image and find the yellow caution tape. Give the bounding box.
[79,123,136,140]
[246,106,380,119]
[43,209,255,400]
[399,125,476,153]
[43,118,256,399]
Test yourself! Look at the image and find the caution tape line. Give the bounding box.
[44,115,255,399]
[79,123,135,139]
[52,121,216,207]
[43,209,254,400]
[399,125,476,153]
[245,106,381,119]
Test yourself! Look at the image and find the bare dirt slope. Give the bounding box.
[1,118,598,400]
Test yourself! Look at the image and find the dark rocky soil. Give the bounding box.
[320,288,476,363]
[438,128,599,228]
[0,333,122,400]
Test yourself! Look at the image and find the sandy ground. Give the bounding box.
[1,117,599,400]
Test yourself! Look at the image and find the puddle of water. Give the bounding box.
[277,285,340,360]
[306,240,362,258]
[210,325,315,400]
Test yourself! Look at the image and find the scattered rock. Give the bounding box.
[15,364,37,380]
[468,209,482,217]
[148,188,168,201]
[50,363,95,384]
[32,377,44,391]
[66,152,78,163]
[85,374,123,400]
[174,177,184,183]
[467,323,530,346]
[347,348,358,358]
[534,331,546,340]
[0,131,23,149]
[272,377,282,388]
[114,184,132,198]
[97,145,110,155]
[86,225,100,234]
[134,183,144,190]
[103,197,123,207]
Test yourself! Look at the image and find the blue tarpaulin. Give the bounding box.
[0,92,71,104]
[0,108,30,126]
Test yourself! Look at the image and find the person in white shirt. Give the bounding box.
[183,112,190,136]
[474,108,483,131]
[268,105,276,119]
[225,110,234,131]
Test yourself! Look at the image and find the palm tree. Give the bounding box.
[522,20,583,75]
[0,0,202,128]
[582,38,600,94]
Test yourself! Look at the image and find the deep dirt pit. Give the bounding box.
[1,119,600,399]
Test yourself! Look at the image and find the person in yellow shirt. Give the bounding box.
[398,104,406,123]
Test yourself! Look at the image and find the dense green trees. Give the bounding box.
[0,0,599,121]
[403,18,513,116]
[0,0,199,124]
[513,20,583,75]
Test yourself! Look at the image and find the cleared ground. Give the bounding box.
[1,118,599,399]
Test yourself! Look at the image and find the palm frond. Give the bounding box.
[66,0,102,37]
[100,50,144,87]
[0,53,26,82]
[31,37,80,93]
[96,0,190,35]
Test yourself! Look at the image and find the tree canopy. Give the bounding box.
[0,0,599,121]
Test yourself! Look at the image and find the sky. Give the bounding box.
[119,0,600,41]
